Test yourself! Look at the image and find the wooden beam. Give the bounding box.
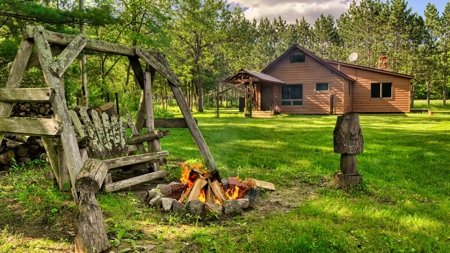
[26,45,64,71]
[50,34,87,77]
[0,88,55,103]
[103,170,167,192]
[128,56,145,90]
[24,25,135,57]
[154,118,193,128]
[75,159,108,193]
[34,25,83,188]
[126,130,170,145]
[169,82,218,171]
[102,150,169,170]
[0,117,61,136]
[0,39,33,142]
[136,48,182,87]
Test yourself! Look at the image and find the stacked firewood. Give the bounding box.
[10,102,53,118]
[0,135,46,170]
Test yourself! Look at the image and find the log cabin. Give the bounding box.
[225,44,414,115]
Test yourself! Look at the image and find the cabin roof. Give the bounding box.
[224,69,285,84]
[324,60,415,79]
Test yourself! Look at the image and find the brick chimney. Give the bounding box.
[378,51,388,71]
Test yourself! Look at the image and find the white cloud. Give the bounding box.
[230,0,355,25]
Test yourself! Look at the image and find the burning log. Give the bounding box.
[210,180,228,204]
[187,176,207,202]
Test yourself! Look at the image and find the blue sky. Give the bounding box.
[396,0,447,16]
[230,0,449,25]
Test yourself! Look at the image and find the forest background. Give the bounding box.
[0,0,448,113]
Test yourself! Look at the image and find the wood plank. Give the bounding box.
[90,111,110,157]
[103,170,167,192]
[24,25,135,57]
[169,83,218,170]
[50,34,87,77]
[102,150,169,170]
[78,108,105,158]
[101,112,115,157]
[0,117,61,136]
[34,25,83,188]
[69,110,86,138]
[118,117,128,154]
[0,88,55,103]
[136,48,182,87]
[110,115,125,156]
[125,114,146,154]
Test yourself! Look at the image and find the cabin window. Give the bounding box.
[316,83,329,92]
[289,54,305,63]
[371,82,392,98]
[281,84,303,106]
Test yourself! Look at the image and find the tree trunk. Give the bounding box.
[427,79,431,109]
[443,73,447,106]
[196,64,204,112]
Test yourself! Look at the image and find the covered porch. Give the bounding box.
[222,69,285,117]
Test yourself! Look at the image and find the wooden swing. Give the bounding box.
[0,25,217,252]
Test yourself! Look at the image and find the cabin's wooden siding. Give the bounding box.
[265,52,347,114]
[333,64,411,113]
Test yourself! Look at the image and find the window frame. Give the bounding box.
[289,54,306,63]
[281,84,303,106]
[315,82,329,92]
[371,82,393,98]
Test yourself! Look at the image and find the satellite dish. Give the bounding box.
[348,52,358,62]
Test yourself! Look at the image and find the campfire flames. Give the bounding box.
[179,163,245,205]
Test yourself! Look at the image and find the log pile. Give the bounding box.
[0,135,46,170]
[10,102,54,118]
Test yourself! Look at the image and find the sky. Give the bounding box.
[229,0,449,25]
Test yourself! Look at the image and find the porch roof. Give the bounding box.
[223,69,285,84]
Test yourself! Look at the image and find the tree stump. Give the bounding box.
[74,159,110,253]
[333,113,364,188]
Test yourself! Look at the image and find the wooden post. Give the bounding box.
[74,159,110,253]
[34,25,83,193]
[145,66,162,171]
[333,113,364,188]
[216,80,220,118]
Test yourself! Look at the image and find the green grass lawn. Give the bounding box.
[413,99,450,111]
[1,109,449,252]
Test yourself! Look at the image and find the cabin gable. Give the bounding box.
[263,48,349,114]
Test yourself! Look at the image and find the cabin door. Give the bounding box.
[260,84,273,111]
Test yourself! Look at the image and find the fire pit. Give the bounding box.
[145,163,275,216]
